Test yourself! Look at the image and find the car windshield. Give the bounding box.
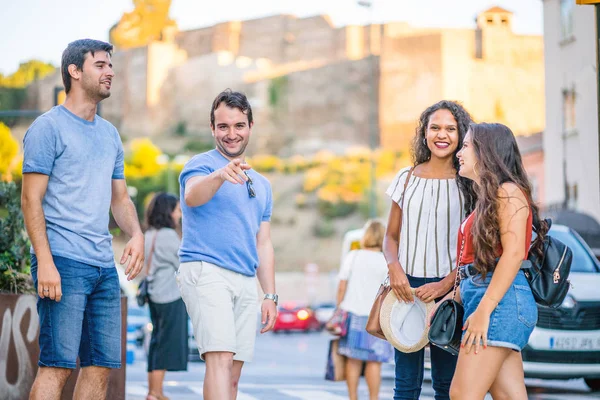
[548,228,600,273]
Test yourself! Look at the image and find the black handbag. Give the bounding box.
[136,231,158,307]
[428,298,464,356]
[428,237,466,356]
[524,218,573,308]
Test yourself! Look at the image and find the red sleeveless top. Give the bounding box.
[457,209,533,266]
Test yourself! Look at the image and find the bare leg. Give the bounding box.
[364,361,382,400]
[148,370,166,398]
[204,352,234,400]
[345,358,363,400]
[29,367,73,400]
[231,360,244,400]
[73,366,111,400]
[450,346,511,400]
[488,351,528,400]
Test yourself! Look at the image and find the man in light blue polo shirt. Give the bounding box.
[178,89,277,400]
[21,39,144,400]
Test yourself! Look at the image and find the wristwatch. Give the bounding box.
[263,293,279,305]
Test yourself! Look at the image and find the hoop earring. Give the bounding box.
[473,161,479,178]
[423,138,427,146]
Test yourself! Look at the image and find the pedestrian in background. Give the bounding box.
[383,100,476,400]
[144,192,188,400]
[336,220,393,400]
[446,123,544,399]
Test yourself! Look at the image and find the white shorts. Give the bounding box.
[177,261,258,362]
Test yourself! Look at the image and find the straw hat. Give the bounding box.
[380,288,435,353]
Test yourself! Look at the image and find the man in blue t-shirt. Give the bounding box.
[178,89,277,400]
[22,39,144,399]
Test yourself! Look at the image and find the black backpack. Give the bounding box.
[523,218,573,308]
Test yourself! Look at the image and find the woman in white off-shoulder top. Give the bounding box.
[383,100,476,400]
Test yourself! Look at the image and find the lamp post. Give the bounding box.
[357,0,379,218]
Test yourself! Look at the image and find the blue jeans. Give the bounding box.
[394,276,456,400]
[460,267,537,351]
[31,254,121,369]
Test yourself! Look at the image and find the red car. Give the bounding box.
[273,303,321,333]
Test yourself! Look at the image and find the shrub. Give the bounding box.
[0,181,34,293]
[183,139,213,154]
[248,154,282,173]
[313,219,336,238]
[175,121,187,137]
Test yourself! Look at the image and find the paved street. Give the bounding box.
[126,330,600,399]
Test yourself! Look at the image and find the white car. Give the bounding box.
[522,224,600,391]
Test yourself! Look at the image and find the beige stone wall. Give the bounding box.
[175,27,213,58]
[273,57,378,155]
[159,52,268,140]
[379,33,444,151]
[439,29,544,135]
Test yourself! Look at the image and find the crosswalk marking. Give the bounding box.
[279,390,350,400]
[125,382,600,400]
[237,392,261,400]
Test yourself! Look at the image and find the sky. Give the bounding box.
[0,0,543,75]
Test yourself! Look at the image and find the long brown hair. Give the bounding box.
[469,123,548,276]
[412,100,477,213]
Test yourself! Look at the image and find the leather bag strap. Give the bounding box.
[144,231,159,276]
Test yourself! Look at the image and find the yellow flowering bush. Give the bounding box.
[0,123,19,181]
[248,154,283,173]
[281,154,310,174]
[124,138,165,179]
[0,128,24,184]
[301,148,407,218]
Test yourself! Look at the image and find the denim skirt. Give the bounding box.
[337,312,393,362]
[459,267,537,351]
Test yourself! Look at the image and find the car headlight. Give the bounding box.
[560,294,577,309]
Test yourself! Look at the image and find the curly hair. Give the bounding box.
[469,123,548,277]
[145,192,179,230]
[411,100,477,213]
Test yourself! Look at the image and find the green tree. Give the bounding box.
[0,60,56,88]
[0,181,34,293]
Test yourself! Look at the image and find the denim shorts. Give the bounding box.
[459,266,537,351]
[31,254,121,369]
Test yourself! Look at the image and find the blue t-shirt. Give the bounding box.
[178,149,273,276]
[22,105,125,268]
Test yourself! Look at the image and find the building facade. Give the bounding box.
[26,8,545,158]
[542,0,600,221]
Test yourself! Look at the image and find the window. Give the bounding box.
[560,0,575,40]
[475,29,483,59]
[563,89,576,132]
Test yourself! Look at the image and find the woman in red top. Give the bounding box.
[448,122,548,399]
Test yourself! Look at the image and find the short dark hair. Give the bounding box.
[210,89,253,128]
[145,192,178,230]
[61,39,113,94]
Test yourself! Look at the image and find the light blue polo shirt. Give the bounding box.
[22,105,125,268]
[178,149,273,277]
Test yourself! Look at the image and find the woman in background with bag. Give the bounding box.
[143,193,188,400]
[336,220,393,400]
[383,101,475,400]
[444,123,546,399]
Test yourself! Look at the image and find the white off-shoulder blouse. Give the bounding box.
[385,166,465,278]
